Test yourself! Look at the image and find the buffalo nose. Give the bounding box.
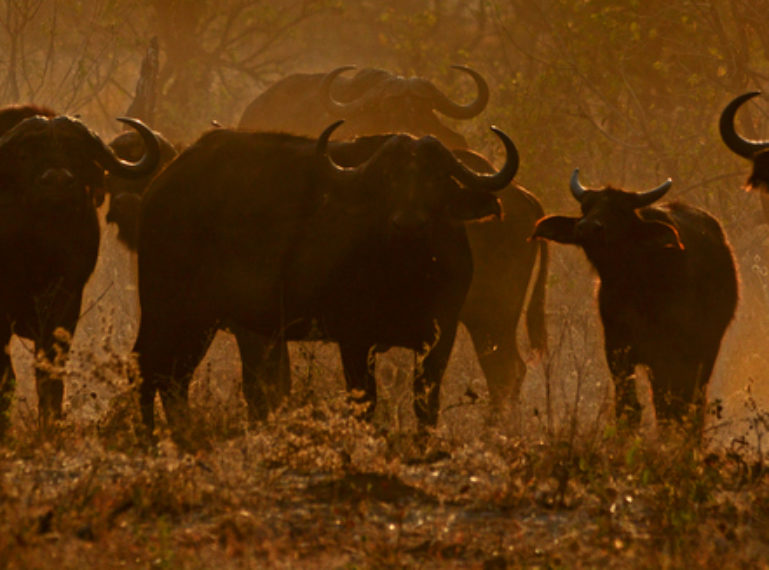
[575,218,604,239]
[390,210,428,232]
[39,167,75,187]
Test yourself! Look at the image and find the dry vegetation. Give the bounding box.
[2,321,769,568]
[3,236,769,567]
[2,1,769,567]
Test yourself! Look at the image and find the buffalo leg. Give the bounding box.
[134,318,215,441]
[0,328,15,438]
[605,344,642,428]
[33,287,82,433]
[652,385,691,426]
[466,325,526,419]
[461,186,546,423]
[338,341,377,421]
[233,328,290,422]
[650,351,715,428]
[157,329,215,442]
[34,329,72,432]
[648,359,687,425]
[414,322,458,429]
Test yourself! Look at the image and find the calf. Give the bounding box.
[533,170,737,427]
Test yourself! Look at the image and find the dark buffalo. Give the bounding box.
[134,122,518,443]
[0,109,160,436]
[318,66,489,148]
[238,65,488,148]
[720,92,769,221]
[533,170,737,427]
[105,129,178,250]
[239,66,547,419]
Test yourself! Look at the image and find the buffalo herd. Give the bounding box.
[0,62,762,445]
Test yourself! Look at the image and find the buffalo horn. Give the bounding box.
[570,168,672,206]
[632,178,673,207]
[719,92,769,158]
[89,117,160,179]
[316,120,358,181]
[432,65,489,120]
[320,66,364,117]
[570,168,588,202]
[451,126,518,191]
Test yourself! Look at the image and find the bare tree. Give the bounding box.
[0,0,44,101]
[148,1,333,139]
[124,36,159,126]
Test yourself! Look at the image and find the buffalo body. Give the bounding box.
[0,107,159,435]
[134,124,517,441]
[534,172,737,426]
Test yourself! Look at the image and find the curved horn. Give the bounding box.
[92,117,160,179]
[570,168,588,202]
[632,178,673,208]
[432,65,489,120]
[451,126,518,190]
[320,66,363,117]
[316,120,359,181]
[719,92,769,158]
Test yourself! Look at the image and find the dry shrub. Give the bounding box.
[249,390,388,474]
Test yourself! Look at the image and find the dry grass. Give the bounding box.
[2,369,769,569]
[2,323,769,568]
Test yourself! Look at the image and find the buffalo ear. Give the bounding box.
[639,220,684,250]
[447,191,502,221]
[532,215,579,244]
[747,153,769,192]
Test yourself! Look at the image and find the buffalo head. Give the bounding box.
[533,169,679,261]
[720,91,769,195]
[0,115,160,213]
[106,128,177,249]
[320,66,489,148]
[316,120,517,235]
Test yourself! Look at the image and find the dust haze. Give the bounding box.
[5,3,769,567]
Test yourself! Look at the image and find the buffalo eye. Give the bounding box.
[575,218,605,239]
